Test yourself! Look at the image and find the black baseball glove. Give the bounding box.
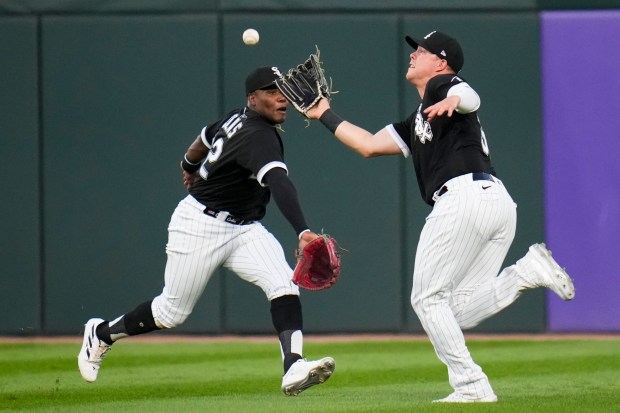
[275,47,332,117]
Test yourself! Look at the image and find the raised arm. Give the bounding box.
[306,98,402,158]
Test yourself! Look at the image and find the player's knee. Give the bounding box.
[154,313,187,329]
[457,320,478,330]
[158,315,186,329]
[454,313,480,330]
[410,290,442,317]
[410,290,425,314]
[151,296,190,329]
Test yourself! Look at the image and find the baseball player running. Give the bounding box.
[78,66,335,396]
[306,31,574,402]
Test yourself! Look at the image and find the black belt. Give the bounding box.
[204,208,253,225]
[436,172,495,197]
[472,172,495,182]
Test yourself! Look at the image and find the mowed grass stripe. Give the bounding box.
[0,338,618,412]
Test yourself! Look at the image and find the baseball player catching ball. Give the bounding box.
[78,66,335,396]
[306,31,575,402]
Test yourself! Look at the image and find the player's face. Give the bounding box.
[249,88,289,124]
[406,47,445,84]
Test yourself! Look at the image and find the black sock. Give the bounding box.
[279,329,294,355]
[284,352,302,373]
[270,295,304,373]
[279,329,304,372]
[95,322,113,345]
[96,300,159,345]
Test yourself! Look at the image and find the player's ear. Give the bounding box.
[437,58,450,72]
[247,92,256,107]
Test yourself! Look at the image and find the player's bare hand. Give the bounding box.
[306,98,330,120]
[424,95,461,122]
[182,170,196,190]
[298,230,319,250]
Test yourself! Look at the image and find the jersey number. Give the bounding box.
[205,139,224,164]
[199,114,244,180]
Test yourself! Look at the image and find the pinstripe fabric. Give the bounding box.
[411,173,518,399]
[152,195,298,328]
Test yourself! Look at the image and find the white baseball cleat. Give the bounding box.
[78,318,112,382]
[433,392,498,403]
[281,357,335,396]
[527,243,575,300]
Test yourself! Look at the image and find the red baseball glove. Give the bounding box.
[293,234,341,290]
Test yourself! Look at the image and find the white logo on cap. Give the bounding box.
[440,50,446,56]
[424,31,436,39]
[271,67,283,77]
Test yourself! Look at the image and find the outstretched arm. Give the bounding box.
[306,99,402,158]
[263,168,318,250]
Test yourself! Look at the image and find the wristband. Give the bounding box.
[181,154,201,173]
[298,229,311,240]
[319,109,344,134]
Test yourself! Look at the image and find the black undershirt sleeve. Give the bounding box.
[263,168,309,236]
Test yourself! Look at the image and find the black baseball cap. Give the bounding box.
[405,31,464,73]
[245,66,282,95]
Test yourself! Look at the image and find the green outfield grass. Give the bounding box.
[0,337,618,412]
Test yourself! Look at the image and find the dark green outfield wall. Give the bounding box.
[1,16,41,335]
[2,0,579,335]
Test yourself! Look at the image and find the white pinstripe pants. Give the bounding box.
[411,173,520,398]
[152,195,299,328]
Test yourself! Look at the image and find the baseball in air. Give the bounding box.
[243,29,260,45]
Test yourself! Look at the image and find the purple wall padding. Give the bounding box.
[542,11,620,331]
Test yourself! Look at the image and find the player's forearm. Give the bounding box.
[320,109,401,158]
[335,122,382,158]
[319,109,378,158]
[180,137,208,174]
